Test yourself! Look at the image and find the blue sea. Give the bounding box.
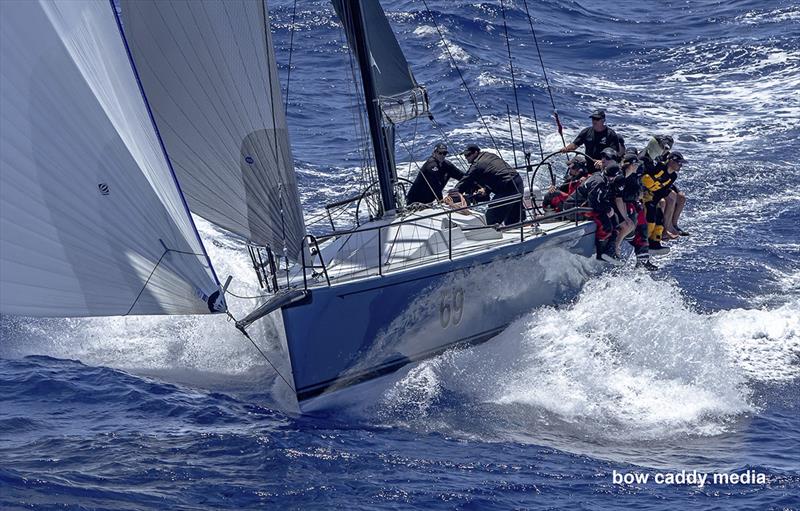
[2,0,799,509]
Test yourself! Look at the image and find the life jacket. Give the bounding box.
[641,162,675,202]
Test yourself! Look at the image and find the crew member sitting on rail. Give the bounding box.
[406,143,465,205]
[612,153,658,270]
[452,144,526,226]
[662,154,689,238]
[575,162,622,264]
[641,151,685,255]
[640,134,673,173]
[559,109,625,171]
[600,147,620,171]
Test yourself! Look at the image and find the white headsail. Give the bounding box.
[0,0,223,317]
[120,0,306,260]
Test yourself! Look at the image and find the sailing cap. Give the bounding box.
[433,143,448,154]
[667,151,686,163]
[604,162,621,176]
[601,147,618,160]
[567,156,586,168]
[658,134,674,150]
[462,144,481,155]
[622,153,640,165]
[590,109,606,119]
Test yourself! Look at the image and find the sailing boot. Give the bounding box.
[648,240,670,255]
[635,252,659,271]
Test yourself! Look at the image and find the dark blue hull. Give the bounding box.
[281,223,597,409]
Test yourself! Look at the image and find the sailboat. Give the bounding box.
[0,0,599,412]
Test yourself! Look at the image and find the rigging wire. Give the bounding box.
[394,129,440,202]
[421,0,500,154]
[520,0,567,149]
[226,311,296,393]
[428,114,470,170]
[284,0,298,112]
[499,0,527,160]
[531,99,545,161]
[506,105,518,167]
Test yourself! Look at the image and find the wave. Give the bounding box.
[374,272,799,448]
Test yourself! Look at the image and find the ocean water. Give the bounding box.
[2,0,800,509]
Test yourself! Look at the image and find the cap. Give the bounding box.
[667,151,686,163]
[622,154,640,166]
[624,146,639,156]
[656,134,674,151]
[604,163,620,177]
[589,109,606,120]
[462,144,481,156]
[433,143,448,154]
[567,156,586,168]
[601,147,618,160]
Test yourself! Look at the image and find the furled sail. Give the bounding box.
[0,0,223,317]
[332,0,429,124]
[120,0,305,260]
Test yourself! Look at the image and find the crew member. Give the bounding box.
[640,135,673,173]
[453,144,526,226]
[559,109,625,170]
[406,143,465,205]
[662,153,689,238]
[544,156,587,211]
[612,153,657,270]
[641,151,684,254]
[575,162,622,264]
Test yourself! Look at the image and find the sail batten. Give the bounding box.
[120,0,305,259]
[0,0,223,317]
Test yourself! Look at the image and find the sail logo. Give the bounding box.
[97,183,110,195]
[245,156,255,165]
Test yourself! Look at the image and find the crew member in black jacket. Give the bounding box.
[405,143,465,205]
[453,144,525,226]
[559,109,625,170]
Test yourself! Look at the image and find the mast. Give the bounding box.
[344,0,397,214]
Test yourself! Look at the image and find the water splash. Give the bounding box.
[377,273,798,445]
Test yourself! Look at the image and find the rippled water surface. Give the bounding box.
[2,0,799,509]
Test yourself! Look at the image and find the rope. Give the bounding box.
[125,245,207,316]
[226,311,296,393]
[421,0,500,154]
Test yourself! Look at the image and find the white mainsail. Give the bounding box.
[0,0,223,317]
[120,0,306,260]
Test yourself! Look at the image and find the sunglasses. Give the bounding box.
[436,151,448,156]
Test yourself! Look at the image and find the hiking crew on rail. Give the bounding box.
[404,108,690,270]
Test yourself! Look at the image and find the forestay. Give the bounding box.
[120,0,305,260]
[0,0,223,316]
[331,0,429,124]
